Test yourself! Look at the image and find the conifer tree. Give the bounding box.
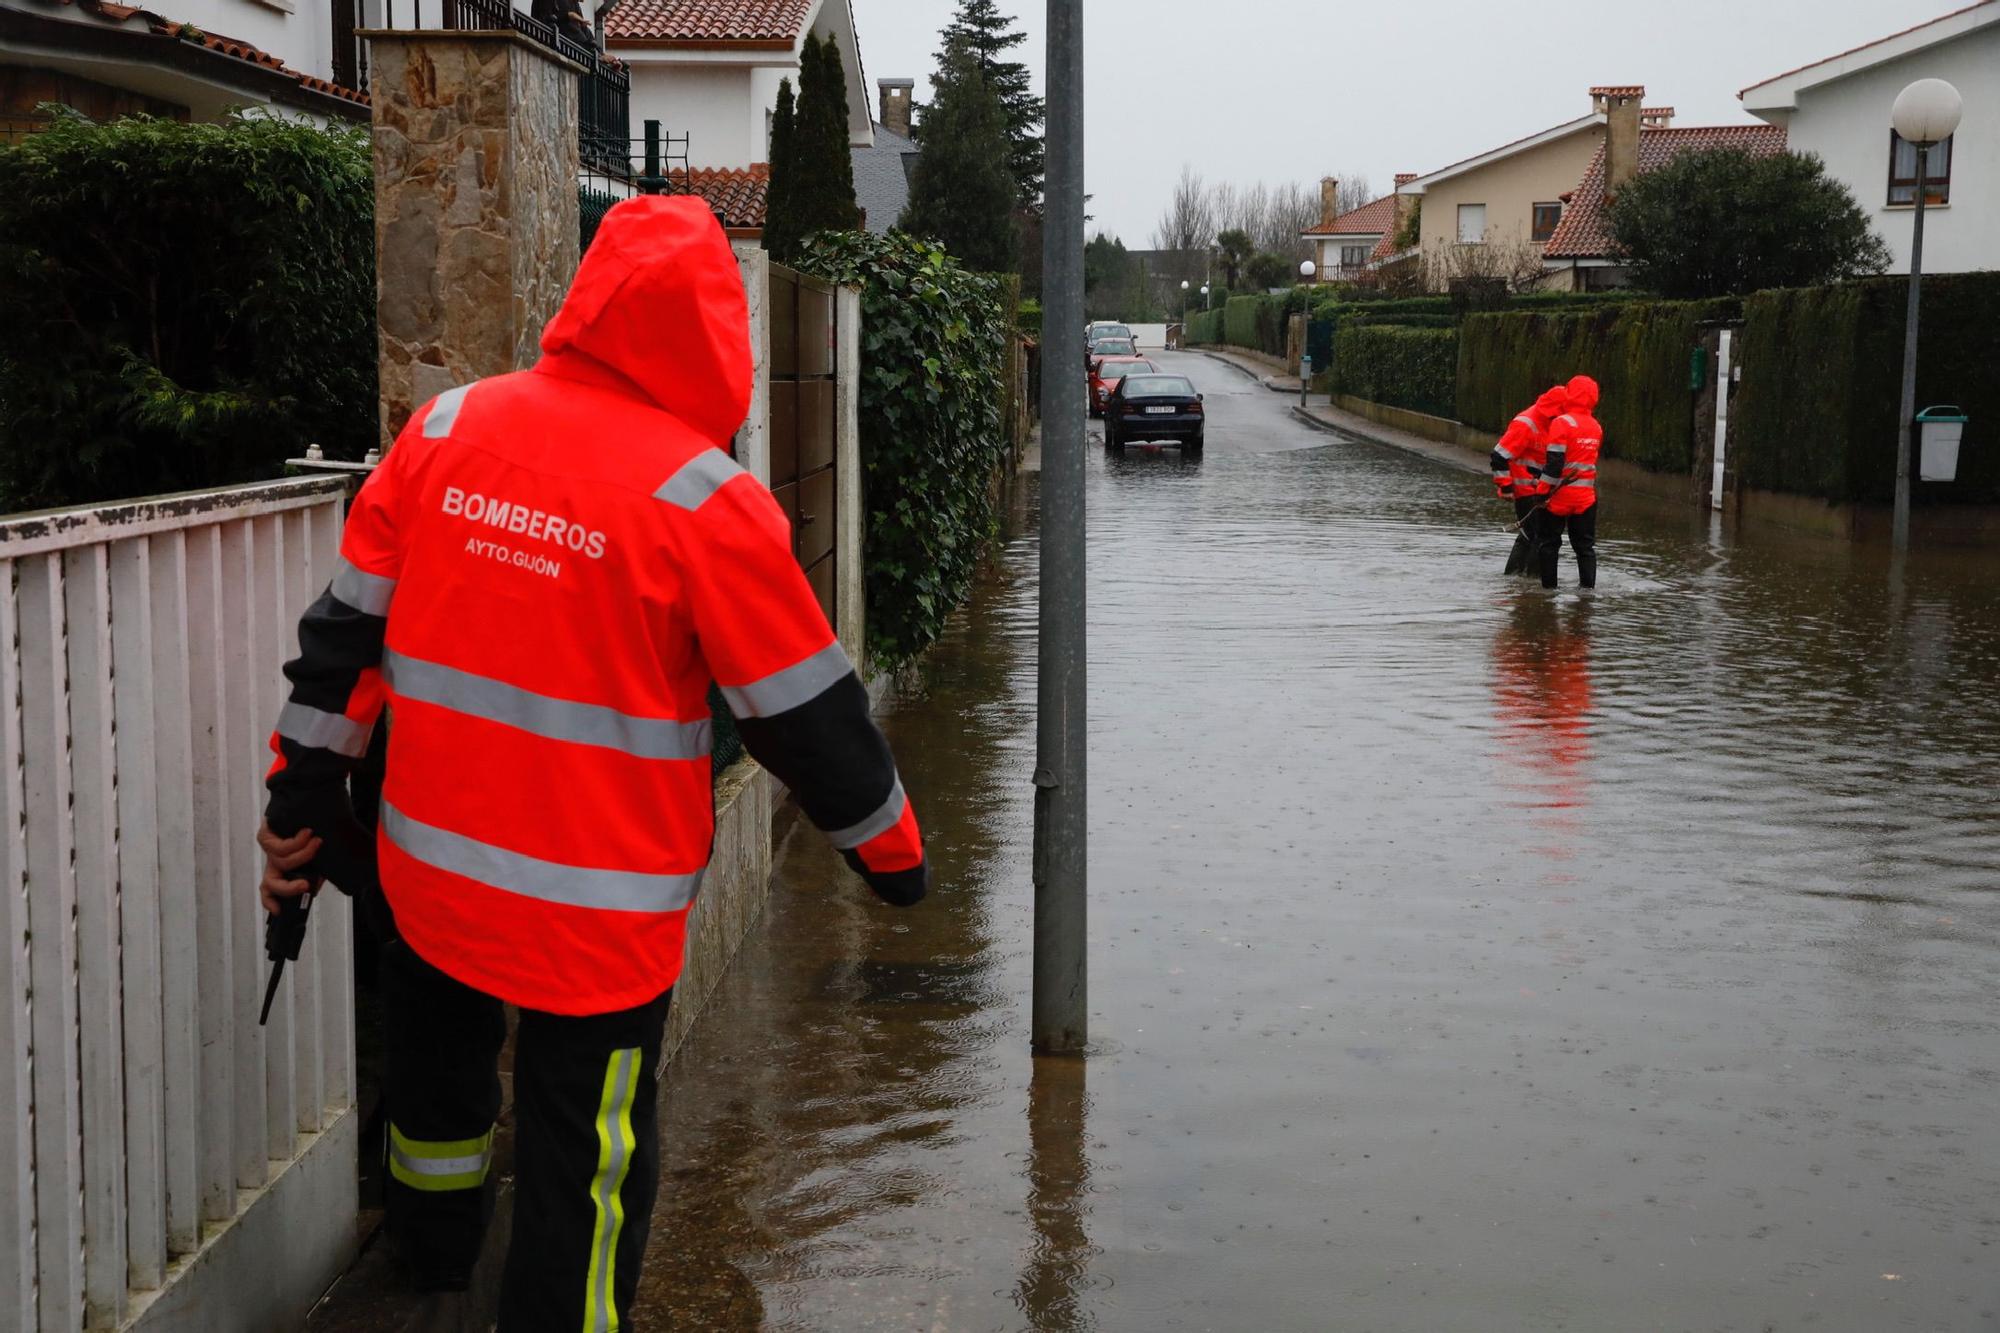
[899,52,1016,272]
[936,0,1043,209]
[762,76,800,260]
[791,35,860,237]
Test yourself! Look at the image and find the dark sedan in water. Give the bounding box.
[1104,373,1203,455]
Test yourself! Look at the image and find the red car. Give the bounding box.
[1088,356,1158,417]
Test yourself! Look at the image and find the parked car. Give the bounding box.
[1088,356,1158,417]
[1104,373,1204,454]
[1085,336,1138,368]
[1086,321,1134,349]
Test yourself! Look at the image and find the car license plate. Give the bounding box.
[1145,405,1175,414]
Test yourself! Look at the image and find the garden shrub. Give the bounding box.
[1334,326,1459,418]
[1456,299,1738,474]
[1733,273,2000,504]
[0,112,377,510]
[796,230,1009,666]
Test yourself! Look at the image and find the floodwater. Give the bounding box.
[632,351,2000,1332]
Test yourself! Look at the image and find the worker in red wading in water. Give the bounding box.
[1541,374,1603,589]
[1491,385,1570,575]
[253,195,929,1330]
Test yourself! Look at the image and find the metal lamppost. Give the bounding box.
[1033,0,1086,1056]
[1180,279,1190,344]
[1297,260,1317,407]
[1889,77,1962,555]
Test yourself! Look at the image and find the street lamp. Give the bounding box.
[1297,260,1317,407]
[1889,77,1962,555]
[1180,278,1190,337]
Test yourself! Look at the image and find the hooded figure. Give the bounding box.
[1494,385,1571,574]
[1541,374,1603,588]
[258,196,928,1322]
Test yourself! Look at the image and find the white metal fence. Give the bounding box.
[1,477,359,1331]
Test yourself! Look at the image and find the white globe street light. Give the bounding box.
[1296,261,1318,407]
[1888,77,1963,555]
[1892,78,1963,146]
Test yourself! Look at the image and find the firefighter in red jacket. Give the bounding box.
[254,196,928,1329]
[1541,374,1603,589]
[1491,385,1569,575]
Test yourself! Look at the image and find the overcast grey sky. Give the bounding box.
[851,0,1957,245]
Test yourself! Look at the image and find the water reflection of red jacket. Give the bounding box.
[1491,601,1594,839]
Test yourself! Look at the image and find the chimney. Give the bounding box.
[1392,173,1419,242]
[1320,176,1339,227]
[1641,106,1675,130]
[1591,84,1645,192]
[878,78,914,137]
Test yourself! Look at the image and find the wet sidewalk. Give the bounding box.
[628,351,2000,1330]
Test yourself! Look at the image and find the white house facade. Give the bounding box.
[607,0,872,173]
[1742,0,2000,275]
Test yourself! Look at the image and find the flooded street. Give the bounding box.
[633,350,2000,1332]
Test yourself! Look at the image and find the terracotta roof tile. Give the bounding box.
[605,0,812,44]
[673,163,771,227]
[1303,191,1398,238]
[1589,84,1644,97]
[1543,124,1788,259]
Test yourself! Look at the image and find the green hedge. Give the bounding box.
[1333,326,1459,418]
[1733,274,2000,504]
[796,230,1009,666]
[1185,307,1224,345]
[1456,299,1738,474]
[0,112,377,510]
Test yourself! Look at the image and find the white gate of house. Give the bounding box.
[2,476,362,1332]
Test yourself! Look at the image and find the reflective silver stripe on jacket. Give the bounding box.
[382,649,711,761]
[1493,443,1515,460]
[654,450,746,512]
[381,801,703,913]
[826,778,907,850]
[1565,478,1597,489]
[719,641,851,719]
[275,701,373,758]
[330,558,396,616]
[422,383,477,440]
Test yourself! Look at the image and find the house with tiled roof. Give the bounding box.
[1395,90,1613,292]
[1741,0,1998,275]
[603,0,903,232]
[1542,98,1789,289]
[1,0,369,131]
[1300,174,1415,281]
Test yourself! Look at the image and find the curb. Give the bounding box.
[1196,349,1298,393]
[1287,405,1485,477]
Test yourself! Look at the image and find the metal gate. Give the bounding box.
[767,264,840,623]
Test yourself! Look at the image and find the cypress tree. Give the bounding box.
[899,52,1015,272]
[788,34,860,242]
[762,76,800,260]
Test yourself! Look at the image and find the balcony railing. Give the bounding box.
[338,0,631,175]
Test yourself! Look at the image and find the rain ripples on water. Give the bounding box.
[635,353,2000,1332]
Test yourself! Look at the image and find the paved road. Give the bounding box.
[634,350,2000,1331]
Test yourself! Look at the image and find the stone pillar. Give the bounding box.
[367,31,581,450]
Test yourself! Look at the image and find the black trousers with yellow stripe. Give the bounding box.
[383,935,670,1331]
